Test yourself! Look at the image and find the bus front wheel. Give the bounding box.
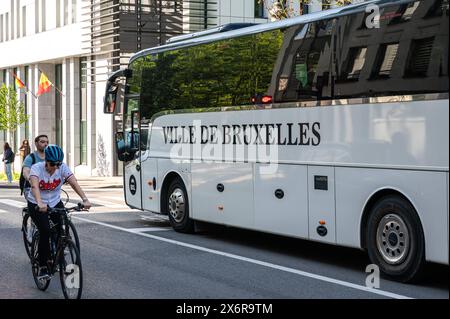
[366,195,425,283]
[167,178,194,233]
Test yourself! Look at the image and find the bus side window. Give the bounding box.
[275,20,334,103]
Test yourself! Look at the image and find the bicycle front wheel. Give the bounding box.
[59,239,83,299]
[67,220,81,253]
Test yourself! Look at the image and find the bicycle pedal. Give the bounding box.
[37,274,51,281]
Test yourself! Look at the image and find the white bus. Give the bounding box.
[104,0,449,282]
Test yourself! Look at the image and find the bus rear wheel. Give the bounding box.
[366,195,425,283]
[167,178,194,233]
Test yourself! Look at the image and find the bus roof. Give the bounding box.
[128,0,413,65]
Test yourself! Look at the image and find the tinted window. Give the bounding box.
[135,0,448,114]
[333,0,448,98]
[273,20,334,102]
[139,30,283,115]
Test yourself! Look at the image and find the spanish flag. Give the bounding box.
[13,73,26,89]
[37,72,52,96]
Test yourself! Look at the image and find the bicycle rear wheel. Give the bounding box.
[22,212,35,259]
[30,233,51,291]
[59,239,83,299]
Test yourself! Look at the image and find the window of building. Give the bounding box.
[255,0,266,18]
[16,0,20,38]
[322,0,332,11]
[80,58,87,164]
[371,43,399,78]
[64,0,69,25]
[42,0,46,31]
[56,0,61,27]
[22,6,26,37]
[301,3,309,15]
[72,0,77,23]
[405,37,435,78]
[13,67,18,90]
[11,0,14,40]
[35,0,39,33]
[0,14,3,42]
[5,13,9,41]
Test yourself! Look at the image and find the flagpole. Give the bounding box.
[27,90,38,99]
[9,70,38,99]
[38,68,66,97]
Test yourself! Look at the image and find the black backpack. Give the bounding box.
[19,153,36,195]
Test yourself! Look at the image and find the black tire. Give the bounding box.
[59,239,83,300]
[31,233,51,291]
[166,178,194,233]
[22,213,80,258]
[366,195,425,283]
[66,220,81,254]
[22,212,36,259]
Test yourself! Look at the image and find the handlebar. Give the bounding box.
[37,203,89,214]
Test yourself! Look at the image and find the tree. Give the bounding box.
[0,84,29,148]
[257,0,354,20]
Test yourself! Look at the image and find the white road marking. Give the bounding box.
[72,216,412,299]
[0,199,26,208]
[140,214,169,222]
[0,209,7,213]
[127,227,170,232]
[88,199,127,209]
[102,195,126,201]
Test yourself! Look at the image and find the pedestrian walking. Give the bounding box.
[2,142,15,183]
[19,139,31,163]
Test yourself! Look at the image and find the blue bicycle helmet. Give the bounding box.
[45,144,64,163]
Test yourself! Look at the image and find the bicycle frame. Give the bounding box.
[47,206,82,275]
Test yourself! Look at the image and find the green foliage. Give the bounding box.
[0,172,20,181]
[0,84,29,132]
[136,30,283,120]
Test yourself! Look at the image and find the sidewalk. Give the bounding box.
[0,176,124,189]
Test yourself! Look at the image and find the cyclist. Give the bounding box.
[21,135,48,199]
[27,144,92,277]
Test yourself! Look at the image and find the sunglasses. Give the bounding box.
[47,161,61,167]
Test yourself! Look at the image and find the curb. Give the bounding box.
[0,184,19,189]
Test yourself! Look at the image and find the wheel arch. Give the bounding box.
[360,187,423,250]
[160,171,187,214]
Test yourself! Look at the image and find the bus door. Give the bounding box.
[122,98,142,210]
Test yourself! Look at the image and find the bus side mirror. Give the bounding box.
[115,131,136,162]
[104,82,119,114]
[130,130,140,152]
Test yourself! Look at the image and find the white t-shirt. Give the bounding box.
[28,162,74,207]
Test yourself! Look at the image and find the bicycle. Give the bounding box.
[31,203,87,299]
[22,189,80,259]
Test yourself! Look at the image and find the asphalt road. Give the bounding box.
[0,187,448,300]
